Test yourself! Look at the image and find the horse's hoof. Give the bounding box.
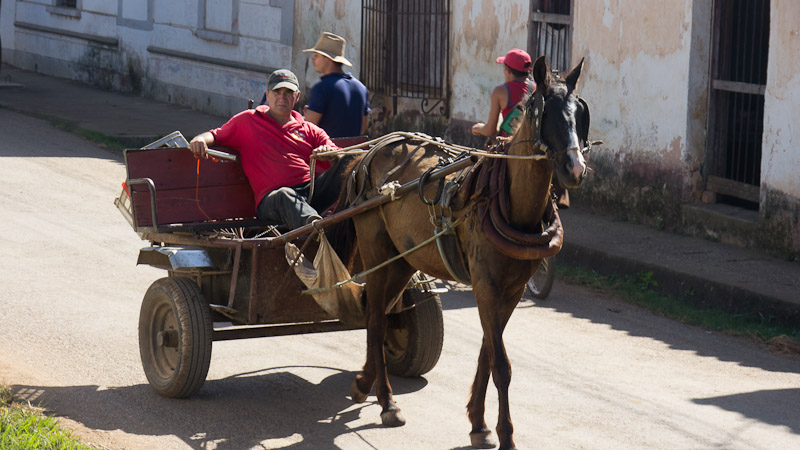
[469,430,498,449]
[350,379,368,403]
[380,408,406,427]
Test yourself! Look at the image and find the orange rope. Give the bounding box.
[196,159,213,221]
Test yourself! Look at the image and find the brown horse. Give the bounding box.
[330,56,589,450]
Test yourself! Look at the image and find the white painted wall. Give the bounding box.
[2,0,797,207]
[449,0,529,124]
[2,1,294,117]
[292,0,363,95]
[573,0,694,169]
[761,0,800,198]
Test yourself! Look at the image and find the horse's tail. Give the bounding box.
[326,154,363,271]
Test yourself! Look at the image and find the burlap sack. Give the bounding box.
[285,234,365,327]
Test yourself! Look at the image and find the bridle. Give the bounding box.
[509,91,601,159]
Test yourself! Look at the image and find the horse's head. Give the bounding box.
[527,56,590,189]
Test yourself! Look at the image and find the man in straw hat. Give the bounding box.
[189,69,347,229]
[303,31,370,138]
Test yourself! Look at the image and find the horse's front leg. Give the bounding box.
[489,331,515,450]
[472,279,526,450]
[467,341,497,449]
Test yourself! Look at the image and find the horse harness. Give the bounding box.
[344,91,583,286]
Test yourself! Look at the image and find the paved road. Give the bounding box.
[1,108,799,449]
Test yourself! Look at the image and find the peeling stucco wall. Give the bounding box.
[569,0,799,256]
[3,1,296,118]
[4,0,798,255]
[573,0,694,171]
[291,0,362,97]
[300,0,532,142]
[449,0,529,125]
[762,0,800,199]
[760,0,800,255]
[567,0,701,229]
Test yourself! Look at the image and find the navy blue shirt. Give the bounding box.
[306,72,370,138]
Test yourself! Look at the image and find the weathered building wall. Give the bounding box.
[144,0,295,117]
[761,0,800,254]
[2,0,797,255]
[448,0,529,132]
[762,0,800,198]
[570,0,799,256]
[299,0,531,143]
[291,0,362,97]
[1,1,295,118]
[569,0,701,229]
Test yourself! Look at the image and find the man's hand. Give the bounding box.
[189,132,215,159]
[312,145,340,161]
[190,139,209,159]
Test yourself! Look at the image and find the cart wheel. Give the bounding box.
[385,276,444,377]
[526,256,555,299]
[139,277,212,398]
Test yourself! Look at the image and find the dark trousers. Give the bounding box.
[256,155,353,229]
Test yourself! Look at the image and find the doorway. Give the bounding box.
[706,0,770,209]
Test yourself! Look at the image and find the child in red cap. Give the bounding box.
[471,48,535,141]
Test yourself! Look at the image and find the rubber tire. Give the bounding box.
[384,277,444,377]
[139,277,212,398]
[526,256,555,299]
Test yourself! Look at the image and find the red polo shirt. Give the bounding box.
[210,107,335,205]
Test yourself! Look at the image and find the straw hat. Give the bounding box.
[302,32,352,67]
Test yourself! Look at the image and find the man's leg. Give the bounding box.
[256,187,321,229]
[309,155,355,213]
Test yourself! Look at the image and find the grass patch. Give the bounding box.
[556,264,800,344]
[31,113,128,152]
[1,383,96,450]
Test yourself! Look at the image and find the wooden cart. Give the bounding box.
[115,134,446,398]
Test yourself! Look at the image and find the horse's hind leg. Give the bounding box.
[349,216,415,426]
[356,262,414,427]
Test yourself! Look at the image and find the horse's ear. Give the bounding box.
[532,56,548,91]
[565,58,584,90]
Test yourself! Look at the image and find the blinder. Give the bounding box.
[523,91,596,159]
[576,97,590,145]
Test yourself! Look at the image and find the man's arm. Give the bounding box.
[189,131,216,159]
[304,109,323,125]
[361,115,369,135]
[471,84,507,137]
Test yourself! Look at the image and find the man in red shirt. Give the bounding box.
[190,69,344,229]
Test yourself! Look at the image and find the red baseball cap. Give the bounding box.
[497,48,532,72]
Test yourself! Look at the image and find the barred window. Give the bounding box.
[361,0,451,116]
[528,0,572,73]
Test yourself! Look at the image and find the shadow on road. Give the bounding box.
[693,388,800,434]
[14,366,428,450]
[516,282,800,375]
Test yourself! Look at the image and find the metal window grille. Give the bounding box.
[361,0,451,116]
[707,0,769,205]
[528,0,572,73]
